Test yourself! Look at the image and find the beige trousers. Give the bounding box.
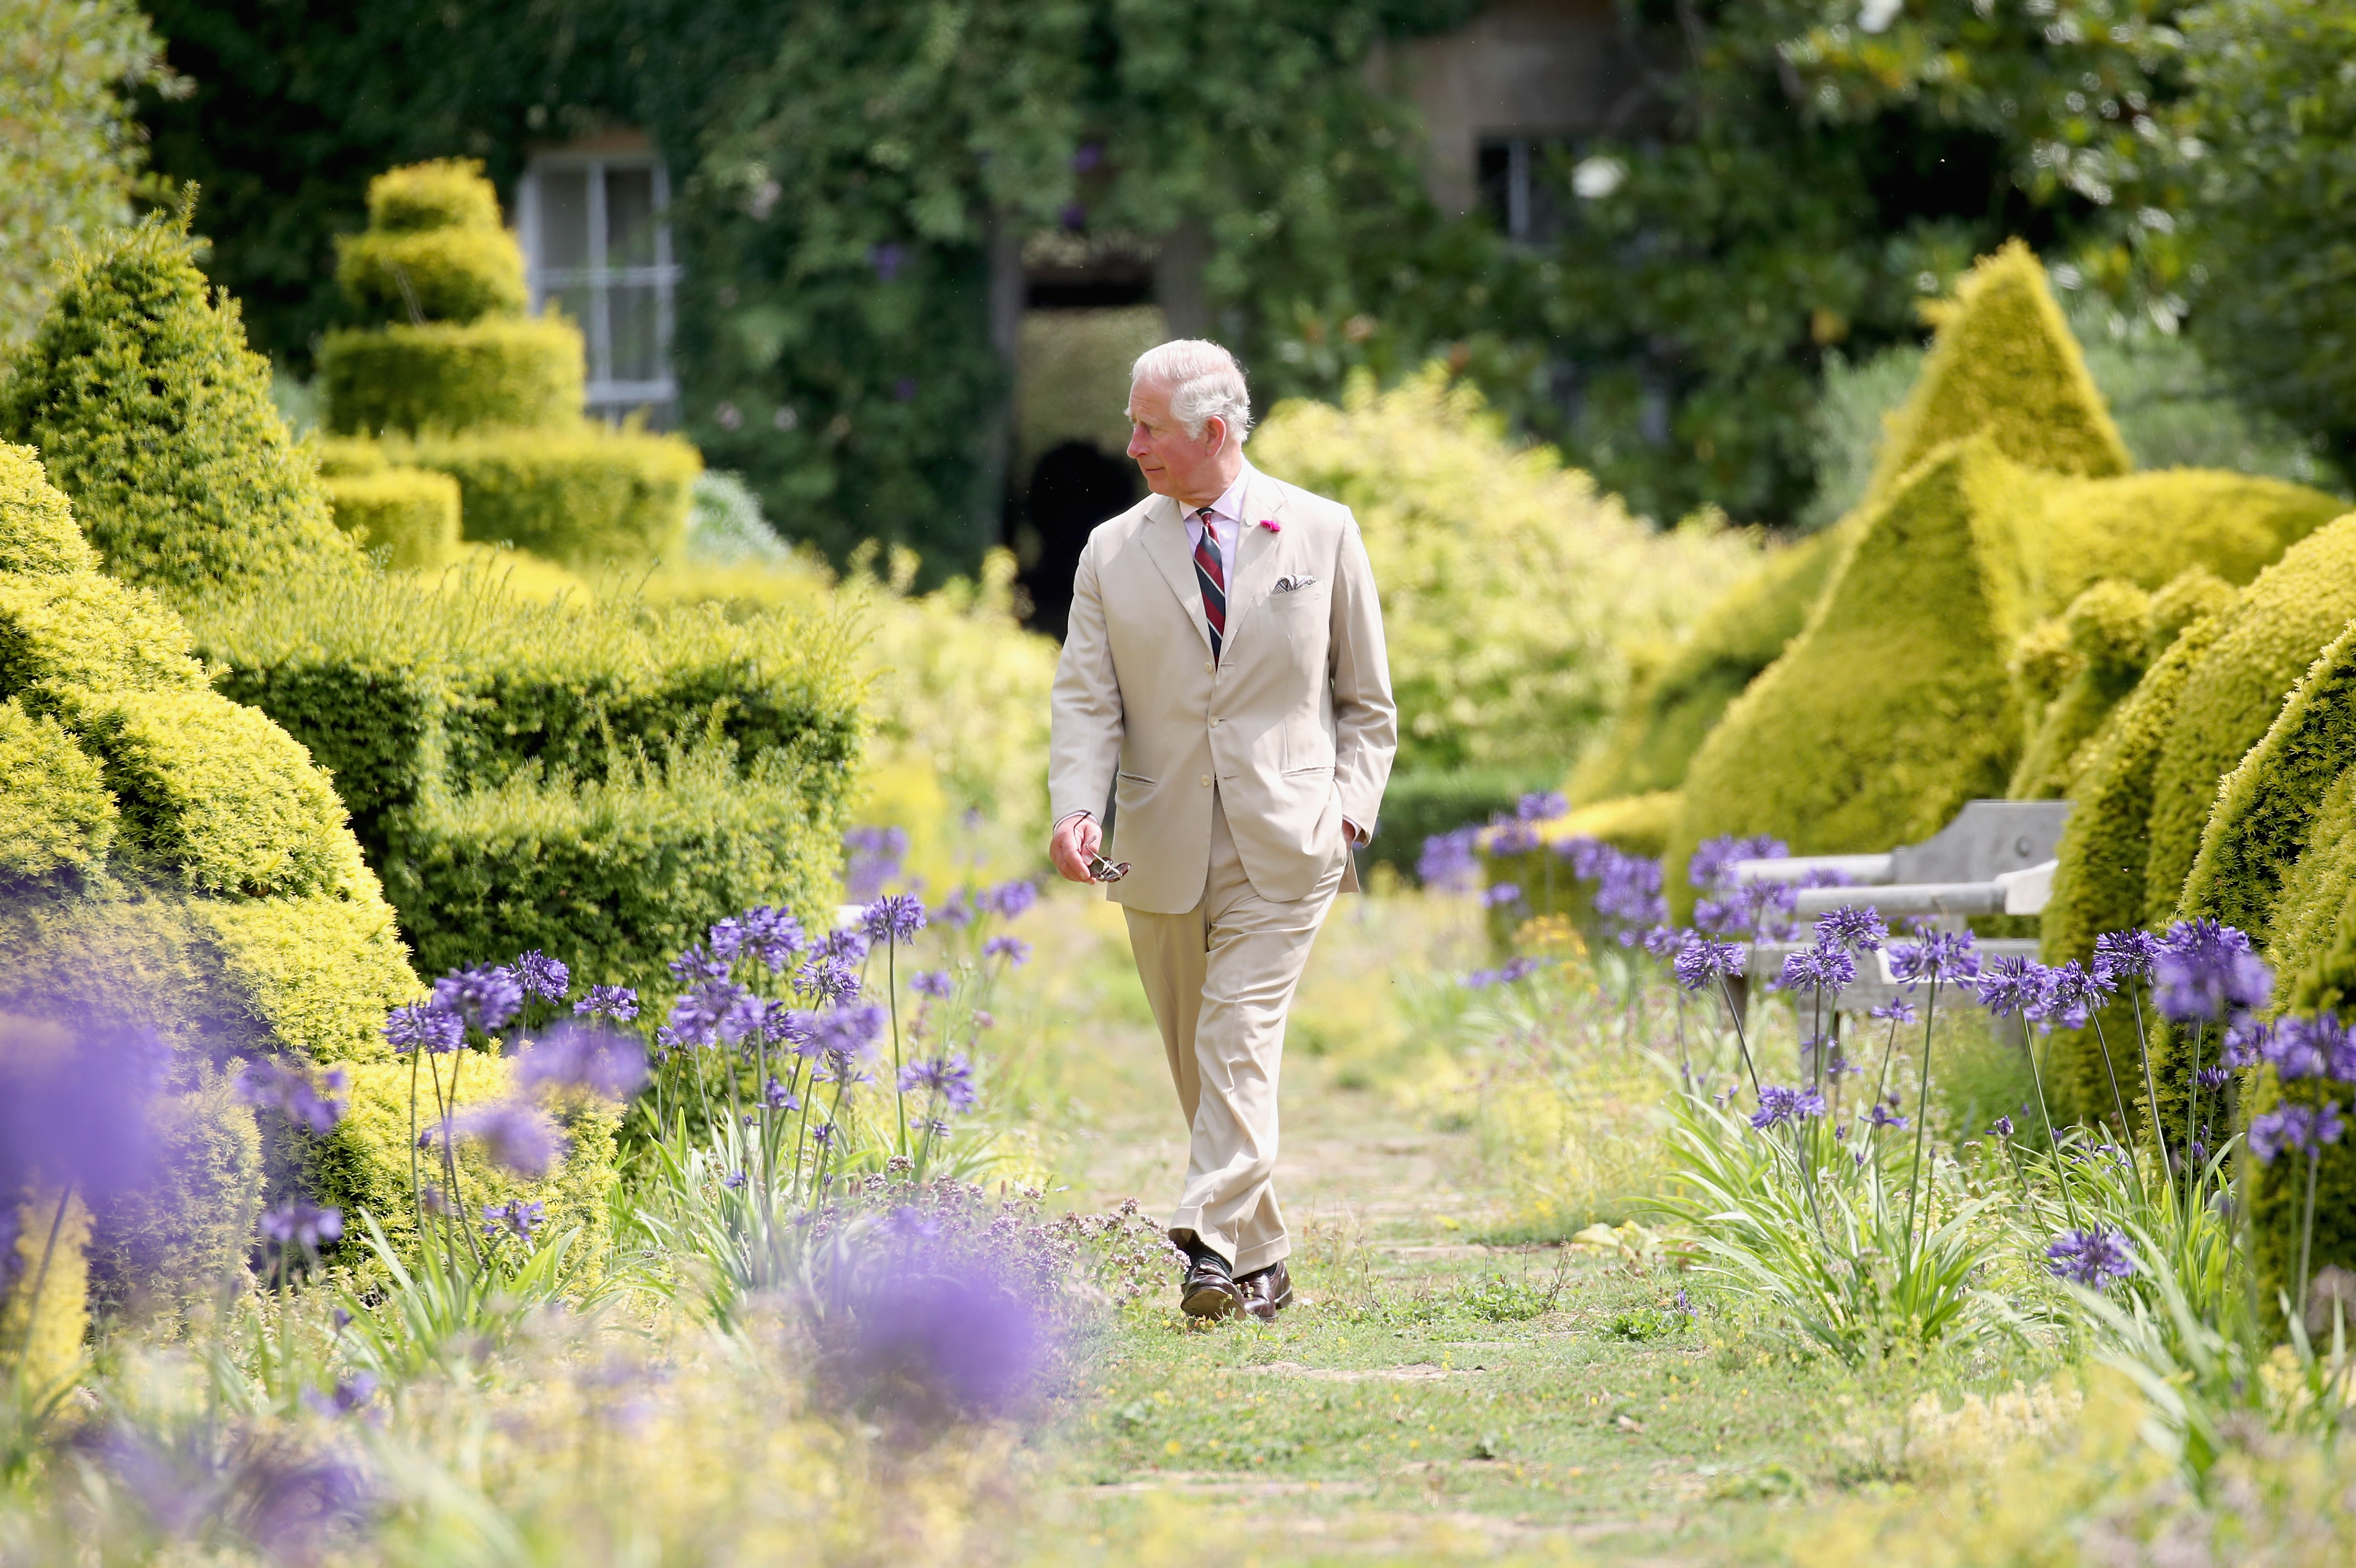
[1123,790,1345,1274]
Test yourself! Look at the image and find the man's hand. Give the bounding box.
[1050,813,1105,884]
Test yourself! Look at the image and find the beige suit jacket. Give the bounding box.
[1049,464,1398,914]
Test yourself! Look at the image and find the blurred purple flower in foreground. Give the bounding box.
[421,1103,569,1177]
[573,984,640,1023]
[825,1223,1052,1420]
[512,1022,648,1100]
[236,1059,347,1135]
[2153,919,2269,1023]
[383,1001,463,1056]
[1417,827,1481,891]
[432,965,524,1033]
[259,1201,343,1252]
[900,1054,978,1112]
[984,935,1032,967]
[0,1008,165,1200]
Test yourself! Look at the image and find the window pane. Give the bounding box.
[551,284,601,380]
[606,167,658,268]
[537,169,591,272]
[610,284,662,382]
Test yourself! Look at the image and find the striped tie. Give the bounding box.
[1191,508,1226,661]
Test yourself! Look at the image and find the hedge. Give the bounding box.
[2141,511,2356,926]
[1861,240,2130,507]
[1667,437,2029,915]
[1364,766,1559,879]
[2007,579,2152,800]
[2027,468,2343,609]
[0,573,210,702]
[387,427,699,566]
[2249,900,2356,1330]
[2038,612,2229,1124]
[319,319,584,437]
[2181,622,2356,937]
[1569,526,1846,804]
[383,745,843,996]
[2261,762,2356,999]
[0,216,363,601]
[0,698,117,882]
[325,468,461,570]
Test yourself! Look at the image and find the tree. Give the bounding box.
[0,0,184,344]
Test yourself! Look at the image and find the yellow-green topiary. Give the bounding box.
[0,699,116,881]
[2144,566,2237,663]
[2141,511,2356,926]
[2008,579,2153,800]
[319,319,584,437]
[0,1186,91,1403]
[2259,762,2356,1000]
[2026,469,2343,610]
[324,468,461,570]
[2181,621,2356,938]
[391,425,701,566]
[1569,526,1847,802]
[0,215,365,601]
[0,444,97,576]
[86,1065,262,1322]
[2038,612,2230,1123]
[1862,239,2130,506]
[333,159,527,328]
[1667,437,2031,912]
[2248,893,2356,1329]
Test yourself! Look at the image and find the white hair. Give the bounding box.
[1131,339,1252,445]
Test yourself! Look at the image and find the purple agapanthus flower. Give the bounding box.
[2194,1066,2233,1094]
[2262,1015,2335,1082]
[899,1054,979,1112]
[831,1242,1051,1418]
[821,927,870,964]
[844,824,910,902]
[2248,1101,2347,1164]
[864,894,928,943]
[1482,882,1524,910]
[1593,850,1669,939]
[983,935,1031,967]
[1690,835,1787,892]
[260,1200,343,1251]
[979,880,1039,920]
[424,1101,570,1177]
[933,891,975,929]
[1641,925,1684,959]
[1869,999,1919,1025]
[1975,956,2043,1019]
[236,1059,347,1135]
[384,1000,464,1055]
[2032,960,2115,1030]
[816,1003,887,1062]
[512,950,570,1002]
[1516,791,1570,824]
[1750,1085,1827,1130]
[909,969,955,999]
[2046,1226,2138,1288]
[1990,1114,2015,1138]
[432,965,525,1033]
[669,978,759,1048]
[1772,942,1857,994]
[511,1022,648,1100]
[1673,935,1742,993]
[2093,929,2163,984]
[762,1077,801,1112]
[797,954,862,1006]
[2153,920,2270,1023]
[1866,1099,1908,1130]
[1418,827,1481,892]
[739,905,807,972]
[1888,930,1980,987]
[573,984,640,1023]
[482,1198,545,1241]
[1487,820,1543,857]
[668,943,732,984]
[1814,905,1887,954]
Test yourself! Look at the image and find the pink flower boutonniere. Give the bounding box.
[1258,518,1281,534]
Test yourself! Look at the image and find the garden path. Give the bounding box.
[1012,893,1846,1568]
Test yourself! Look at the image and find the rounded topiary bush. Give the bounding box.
[0,213,364,602]
[2008,579,2153,800]
[334,159,528,325]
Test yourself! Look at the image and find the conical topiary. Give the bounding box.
[1862,239,2130,506]
[1667,435,2033,910]
[334,158,528,326]
[0,211,365,602]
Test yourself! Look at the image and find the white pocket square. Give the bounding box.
[1271,574,1318,593]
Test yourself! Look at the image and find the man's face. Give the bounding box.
[1126,376,1227,501]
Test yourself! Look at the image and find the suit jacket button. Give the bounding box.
[1200,775,1211,787]
[1210,716,1220,727]
[1203,659,1214,673]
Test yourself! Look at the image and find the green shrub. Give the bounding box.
[0,1181,88,1403]
[360,157,504,236]
[383,745,843,997]
[2141,511,2356,926]
[324,468,461,570]
[1861,240,2130,507]
[0,698,116,880]
[1667,437,2029,914]
[2007,579,2152,800]
[1569,526,1847,802]
[86,1065,262,1321]
[0,443,97,576]
[391,426,700,566]
[1364,766,1557,879]
[318,319,585,437]
[293,1054,618,1276]
[0,216,363,600]
[2144,566,2237,663]
[65,688,360,900]
[314,438,389,478]
[2253,883,2356,1322]
[1250,369,1760,775]
[0,573,210,701]
[2038,612,2229,1123]
[2259,762,2356,998]
[2181,622,2356,936]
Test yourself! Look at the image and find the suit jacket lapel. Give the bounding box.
[1138,493,1215,658]
[1217,468,1288,657]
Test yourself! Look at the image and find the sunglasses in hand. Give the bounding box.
[1085,853,1131,883]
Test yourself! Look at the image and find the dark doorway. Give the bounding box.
[1019,441,1142,640]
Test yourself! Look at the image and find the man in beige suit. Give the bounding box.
[1049,339,1396,1321]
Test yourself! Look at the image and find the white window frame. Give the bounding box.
[515,149,682,421]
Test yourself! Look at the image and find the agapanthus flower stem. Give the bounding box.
[2184,1021,2206,1223]
[444,1048,487,1270]
[2088,1014,2146,1204]
[2300,1147,2322,1329]
[1711,973,1761,1097]
[889,937,908,1155]
[1903,978,1940,1272]
[2229,1076,2259,1352]
[2018,1014,2081,1229]
[2128,985,2174,1178]
[407,1048,426,1244]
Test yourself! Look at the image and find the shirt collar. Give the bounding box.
[1195,459,1256,526]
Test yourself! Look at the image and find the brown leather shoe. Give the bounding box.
[1235,1260,1293,1322]
[1180,1249,1244,1320]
